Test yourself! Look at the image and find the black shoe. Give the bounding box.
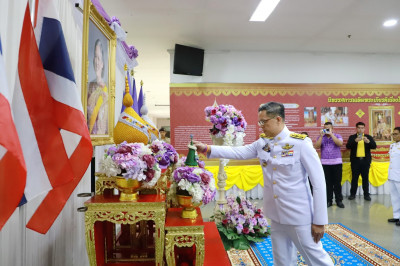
[336,201,345,208]
[388,218,399,223]
[327,202,332,207]
[364,195,371,201]
[348,195,356,200]
[396,221,400,226]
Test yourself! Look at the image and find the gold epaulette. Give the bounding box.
[260,133,273,139]
[290,133,306,140]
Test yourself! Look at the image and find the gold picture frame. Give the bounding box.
[369,106,395,145]
[82,0,116,146]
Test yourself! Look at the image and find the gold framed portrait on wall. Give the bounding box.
[369,106,395,145]
[82,0,116,146]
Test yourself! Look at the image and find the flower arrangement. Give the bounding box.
[204,104,247,146]
[99,141,161,188]
[215,195,270,250]
[149,139,179,169]
[169,158,216,205]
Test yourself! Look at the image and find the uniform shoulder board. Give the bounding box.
[290,133,307,140]
[260,133,273,139]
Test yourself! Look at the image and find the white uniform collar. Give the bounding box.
[272,126,290,142]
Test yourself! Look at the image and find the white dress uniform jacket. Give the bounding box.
[210,126,328,226]
[389,141,400,219]
[389,142,400,182]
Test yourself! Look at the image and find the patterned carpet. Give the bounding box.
[227,223,400,266]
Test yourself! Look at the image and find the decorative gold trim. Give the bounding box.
[368,106,395,145]
[84,200,166,266]
[82,0,116,146]
[165,226,204,232]
[165,228,205,266]
[170,83,400,97]
[95,173,116,195]
[375,147,390,152]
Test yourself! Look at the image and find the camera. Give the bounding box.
[323,129,330,134]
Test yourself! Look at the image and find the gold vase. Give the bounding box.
[176,194,202,219]
[115,177,141,201]
[211,135,224,146]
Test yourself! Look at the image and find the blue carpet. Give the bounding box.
[249,223,400,266]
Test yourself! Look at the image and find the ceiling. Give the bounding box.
[99,0,400,118]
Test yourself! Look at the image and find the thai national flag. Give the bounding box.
[12,1,92,234]
[0,38,27,231]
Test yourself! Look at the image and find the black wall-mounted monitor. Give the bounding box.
[173,44,204,76]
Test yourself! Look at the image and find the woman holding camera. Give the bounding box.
[315,122,345,208]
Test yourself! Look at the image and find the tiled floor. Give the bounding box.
[200,194,400,256]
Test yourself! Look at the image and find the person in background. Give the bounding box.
[314,122,344,208]
[346,122,377,201]
[388,127,400,226]
[194,102,333,266]
[159,127,170,143]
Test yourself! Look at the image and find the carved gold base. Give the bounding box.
[181,207,198,219]
[119,191,139,201]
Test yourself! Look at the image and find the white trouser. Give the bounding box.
[389,180,400,218]
[270,220,333,266]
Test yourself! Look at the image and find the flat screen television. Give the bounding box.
[173,44,204,76]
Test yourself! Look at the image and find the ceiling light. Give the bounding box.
[250,0,281,22]
[383,19,398,27]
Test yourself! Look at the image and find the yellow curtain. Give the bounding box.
[342,161,390,187]
[206,162,389,191]
[206,165,263,191]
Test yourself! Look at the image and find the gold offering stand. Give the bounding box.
[164,207,205,266]
[84,194,166,266]
[87,169,207,265]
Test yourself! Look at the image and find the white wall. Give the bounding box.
[170,50,400,83]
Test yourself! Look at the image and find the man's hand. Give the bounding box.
[311,224,325,243]
[363,137,370,143]
[193,140,207,154]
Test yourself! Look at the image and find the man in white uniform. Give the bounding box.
[194,102,333,266]
[388,127,400,226]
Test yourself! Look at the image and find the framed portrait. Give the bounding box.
[304,107,317,127]
[369,106,395,144]
[320,106,349,127]
[82,0,116,146]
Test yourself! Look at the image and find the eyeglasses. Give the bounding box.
[392,133,400,136]
[258,117,276,126]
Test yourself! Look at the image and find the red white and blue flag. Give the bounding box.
[10,1,92,234]
[0,37,27,231]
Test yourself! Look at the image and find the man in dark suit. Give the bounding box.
[346,122,377,201]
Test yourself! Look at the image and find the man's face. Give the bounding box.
[324,124,333,133]
[160,131,166,138]
[258,110,280,137]
[94,45,103,77]
[392,129,400,142]
[356,125,365,135]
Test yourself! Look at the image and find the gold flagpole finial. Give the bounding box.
[140,80,143,86]
[123,64,132,106]
[131,69,134,76]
